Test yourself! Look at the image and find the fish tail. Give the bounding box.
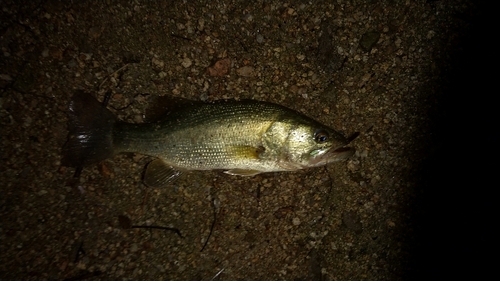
[61,91,117,167]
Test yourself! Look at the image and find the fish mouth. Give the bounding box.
[309,146,355,166]
[310,131,359,166]
[329,146,356,161]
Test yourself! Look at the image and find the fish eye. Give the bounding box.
[314,129,329,143]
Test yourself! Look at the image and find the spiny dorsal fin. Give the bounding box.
[143,95,200,123]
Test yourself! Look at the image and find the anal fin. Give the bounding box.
[143,159,182,188]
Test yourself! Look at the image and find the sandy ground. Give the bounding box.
[1,0,496,280]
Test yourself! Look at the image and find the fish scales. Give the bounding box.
[114,100,289,170]
[62,92,356,187]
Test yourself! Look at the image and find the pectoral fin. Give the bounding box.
[228,145,265,160]
[223,146,265,176]
[143,159,182,188]
[224,169,262,176]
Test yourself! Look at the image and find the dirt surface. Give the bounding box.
[1,1,496,280]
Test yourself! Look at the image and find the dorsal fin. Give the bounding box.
[142,95,200,122]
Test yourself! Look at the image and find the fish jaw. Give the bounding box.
[307,146,356,167]
[264,117,353,170]
[273,145,355,171]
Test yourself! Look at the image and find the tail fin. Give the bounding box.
[61,91,117,167]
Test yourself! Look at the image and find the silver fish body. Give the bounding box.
[62,92,355,187]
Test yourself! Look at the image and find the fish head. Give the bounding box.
[265,118,355,170]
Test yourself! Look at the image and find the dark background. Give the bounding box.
[411,1,497,279]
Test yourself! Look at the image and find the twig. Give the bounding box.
[63,271,103,281]
[208,268,225,281]
[131,225,183,238]
[102,90,112,106]
[200,198,217,252]
[98,64,130,89]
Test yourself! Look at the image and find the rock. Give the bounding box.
[206,58,231,76]
[181,57,192,68]
[359,31,380,52]
[152,57,164,69]
[0,74,12,81]
[236,66,254,77]
[342,211,363,234]
[316,21,344,73]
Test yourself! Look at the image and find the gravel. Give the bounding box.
[1,0,496,280]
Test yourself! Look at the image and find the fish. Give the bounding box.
[62,92,356,187]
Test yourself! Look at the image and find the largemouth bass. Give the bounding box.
[62,92,356,187]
